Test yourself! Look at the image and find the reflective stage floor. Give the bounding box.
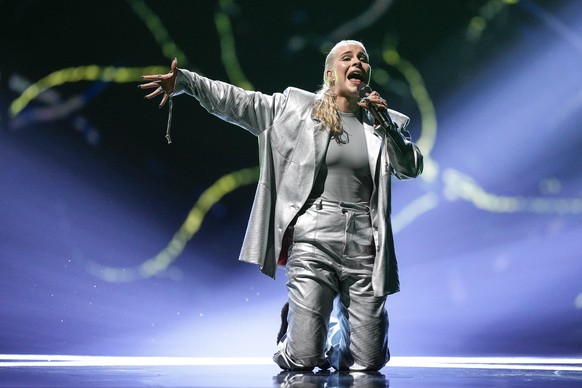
[1,355,581,387]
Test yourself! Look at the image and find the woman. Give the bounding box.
[140,40,423,371]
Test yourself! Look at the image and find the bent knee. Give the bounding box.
[273,349,327,371]
[349,354,389,372]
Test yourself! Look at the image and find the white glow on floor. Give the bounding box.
[0,355,580,371]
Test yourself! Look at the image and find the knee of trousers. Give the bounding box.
[335,352,389,372]
[273,347,328,371]
[335,319,390,371]
[277,302,331,370]
[355,353,390,372]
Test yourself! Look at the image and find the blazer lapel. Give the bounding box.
[312,122,331,179]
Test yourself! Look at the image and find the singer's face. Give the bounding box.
[327,43,371,100]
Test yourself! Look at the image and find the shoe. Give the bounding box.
[276,302,289,344]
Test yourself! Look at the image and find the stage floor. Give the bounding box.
[1,355,581,387]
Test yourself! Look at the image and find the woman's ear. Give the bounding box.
[325,69,334,83]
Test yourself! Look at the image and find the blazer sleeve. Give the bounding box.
[172,69,288,137]
[383,110,423,180]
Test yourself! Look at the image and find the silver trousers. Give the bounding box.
[273,199,389,371]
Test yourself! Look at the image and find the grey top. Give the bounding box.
[310,109,373,204]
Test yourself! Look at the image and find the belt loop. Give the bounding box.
[316,199,323,210]
[339,201,347,214]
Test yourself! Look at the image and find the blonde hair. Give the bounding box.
[311,40,368,139]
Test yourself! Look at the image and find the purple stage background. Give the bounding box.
[0,0,581,359]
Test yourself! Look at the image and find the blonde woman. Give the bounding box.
[140,40,423,371]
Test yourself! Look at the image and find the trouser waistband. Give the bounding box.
[306,199,370,214]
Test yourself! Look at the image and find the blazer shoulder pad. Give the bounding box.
[283,87,316,106]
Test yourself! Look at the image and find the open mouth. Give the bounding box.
[347,71,365,85]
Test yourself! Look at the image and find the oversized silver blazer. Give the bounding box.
[173,69,423,296]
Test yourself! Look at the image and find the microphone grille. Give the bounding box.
[357,83,372,99]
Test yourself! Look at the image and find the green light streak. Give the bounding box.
[392,192,439,233]
[126,0,189,65]
[9,65,168,118]
[466,0,518,42]
[443,168,582,214]
[87,166,260,282]
[215,0,254,90]
[381,47,439,183]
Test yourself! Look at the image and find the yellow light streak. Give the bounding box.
[9,65,168,118]
[126,0,189,65]
[381,47,439,183]
[443,168,582,214]
[392,192,439,233]
[215,0,254,90]
[87,167,260,282]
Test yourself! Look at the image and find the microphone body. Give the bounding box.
[357,83,408,156]
[357,83,396,131]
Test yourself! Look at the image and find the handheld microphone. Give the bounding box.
[357,83,396,131]
[358,83,408,155]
